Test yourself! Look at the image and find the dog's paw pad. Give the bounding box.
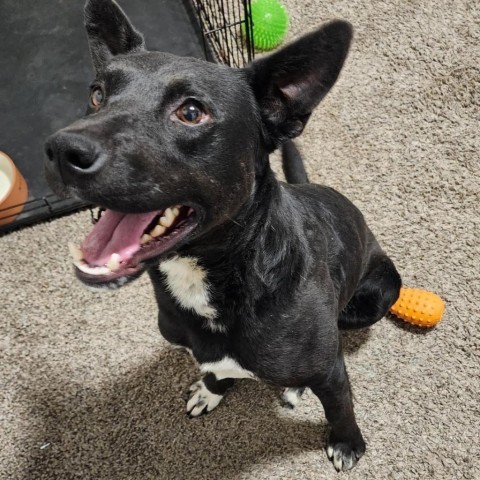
[326,441,365,471]
[186,380,223,417]
[281,388,304,409]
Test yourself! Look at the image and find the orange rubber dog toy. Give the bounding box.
[389,288,445,327]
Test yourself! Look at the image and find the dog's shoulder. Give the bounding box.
[282,182,367,232]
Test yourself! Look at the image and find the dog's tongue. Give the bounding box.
[81,210,157,266]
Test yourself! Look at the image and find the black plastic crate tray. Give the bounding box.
[0,0,253,234]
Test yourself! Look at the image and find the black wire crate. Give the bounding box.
[0,0,253,235]
[191,0,254,67]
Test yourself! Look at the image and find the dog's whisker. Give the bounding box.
[226,216,243,228]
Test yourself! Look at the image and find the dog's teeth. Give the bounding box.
[172,207,180,216]
[151,225,166,237]
[106,253,121,271]
[141,233,152,244]
[68,242,84,262]
[159,208,176,227]
[74,261,110,276]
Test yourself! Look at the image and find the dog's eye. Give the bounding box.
[90,87,104,108]
[175,101,207,125]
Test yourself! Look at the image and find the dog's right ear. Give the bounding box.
[84,0,145,72]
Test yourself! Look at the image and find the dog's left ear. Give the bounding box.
[246,20,352,148]
[84,0,145,73]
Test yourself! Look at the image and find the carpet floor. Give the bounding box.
[1,0,479,478]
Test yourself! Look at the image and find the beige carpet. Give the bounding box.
[1,0,479,478]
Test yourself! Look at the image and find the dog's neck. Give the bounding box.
[183,159,279,254]
[176,157,310,303]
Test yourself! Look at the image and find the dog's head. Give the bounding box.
[45,0,352,288]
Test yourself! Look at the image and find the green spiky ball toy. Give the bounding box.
[250,0,289,51]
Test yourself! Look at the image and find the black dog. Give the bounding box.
[45,0,401,471]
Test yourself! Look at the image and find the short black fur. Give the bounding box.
[44,0,401,471]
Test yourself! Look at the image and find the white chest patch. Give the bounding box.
[159,256,222,330]
[200,357,256,380]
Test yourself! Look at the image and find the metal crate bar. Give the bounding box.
[192,0,254,68]
[0,194,90,235]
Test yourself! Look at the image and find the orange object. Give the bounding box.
[390,287,445,327]
[0,151,28,225]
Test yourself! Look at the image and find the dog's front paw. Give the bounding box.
[186,380,223,418]
[326,433,366,471]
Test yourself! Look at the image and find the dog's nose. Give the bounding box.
[45,131,105,175]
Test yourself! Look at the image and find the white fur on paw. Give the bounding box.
[333,449,344,471]
[328,444,358,471]
[327,445,334,459]
[187,380,223,417]
[281,388,302,408]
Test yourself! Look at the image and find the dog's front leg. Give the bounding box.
[187,373,235,418]
[310,354,366,471]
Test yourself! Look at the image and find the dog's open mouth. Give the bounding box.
[69,205,198,285]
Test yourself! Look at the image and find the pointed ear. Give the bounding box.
[247,20,352,148]
[84,0,145,72]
